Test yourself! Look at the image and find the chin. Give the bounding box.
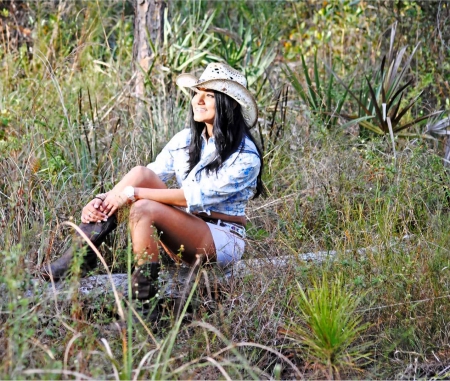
[194,117,212,124]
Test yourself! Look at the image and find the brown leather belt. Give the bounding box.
[199,217,246,239]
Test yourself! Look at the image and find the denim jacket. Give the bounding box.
[147,128,260,216]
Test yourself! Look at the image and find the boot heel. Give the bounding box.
[131,262,161,301]
[41,215,118,281]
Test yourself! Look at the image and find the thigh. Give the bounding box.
[136,200,216,265]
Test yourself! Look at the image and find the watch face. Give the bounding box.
[125,186,134,200]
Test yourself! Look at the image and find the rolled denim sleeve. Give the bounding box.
[146,146,174,183]
[182,151,260,215]
[147,129,190,184]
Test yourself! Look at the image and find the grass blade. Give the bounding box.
[386,79,412,117]
[386,46,408,93]
[395,110,443,133]
[365,76,387,132]
[325,63,372,117]
[391,91,423,128]
[339,115,375,130]
[301,52,318,109]
[284,64,308,104]
[314,51,323,101]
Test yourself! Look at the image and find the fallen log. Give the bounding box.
[0,236,410,325]
[24,247,369,301]
[21,235,415,302]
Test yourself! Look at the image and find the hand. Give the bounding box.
[81,198,109,223]
[102,190,129,217]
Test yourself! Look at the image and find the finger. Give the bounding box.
[94,211,108,220]
[88,207,107,220]
[90,210,107,222]
[84,211,93,223]
[103,203,113,215]
[107,205,118,217]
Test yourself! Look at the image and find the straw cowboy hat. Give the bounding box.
[176,62,258,127]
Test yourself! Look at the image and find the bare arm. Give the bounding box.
[84,166,169,221]
[101,166,185,217]
[134,188,187,207]
[103,188,186,217]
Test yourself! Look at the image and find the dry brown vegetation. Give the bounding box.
[1,1,450,379]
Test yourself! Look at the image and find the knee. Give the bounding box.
[128,165,149,178]
[129,199,162,224]
[127,165,161,187]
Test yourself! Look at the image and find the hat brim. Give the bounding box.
[176,74,258,127]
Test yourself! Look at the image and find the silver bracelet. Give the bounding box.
[95,193,106,201]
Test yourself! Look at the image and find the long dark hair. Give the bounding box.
[186,90,264,198]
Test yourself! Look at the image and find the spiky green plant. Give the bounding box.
[333,22,449,137]
[212,20,276,90]
[284,51,351,130]
[284,275,370,379]
[422,113,450,166]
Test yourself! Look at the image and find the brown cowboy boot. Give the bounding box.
[130,262,161,301]
[42,214,118,281]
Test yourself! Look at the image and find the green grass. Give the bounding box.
[284,275,370,379]
[1,0,450,379]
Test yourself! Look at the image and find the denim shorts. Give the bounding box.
[205,220,245,268]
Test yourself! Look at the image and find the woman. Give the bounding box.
[43,63,263,301]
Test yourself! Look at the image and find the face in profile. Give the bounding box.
[191,88,216,126]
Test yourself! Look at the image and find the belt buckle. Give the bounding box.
[228,223,246,239]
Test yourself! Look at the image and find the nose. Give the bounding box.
[195,92,205,105]
[192,92,205,105]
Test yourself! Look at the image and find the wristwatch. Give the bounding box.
[123,186,136,202]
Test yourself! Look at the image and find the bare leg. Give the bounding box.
[129,200,215,266]
[120,166,215,265]
[128,199,215,301]
[42,167,168,281]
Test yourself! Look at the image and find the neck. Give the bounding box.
[205,123,214,140]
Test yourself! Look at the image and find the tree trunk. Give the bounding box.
[0,0,34,57]
[133,0,166,130]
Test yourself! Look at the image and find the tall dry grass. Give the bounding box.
[1,0,450,379]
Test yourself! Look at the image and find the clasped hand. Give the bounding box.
[81,189,129,223]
